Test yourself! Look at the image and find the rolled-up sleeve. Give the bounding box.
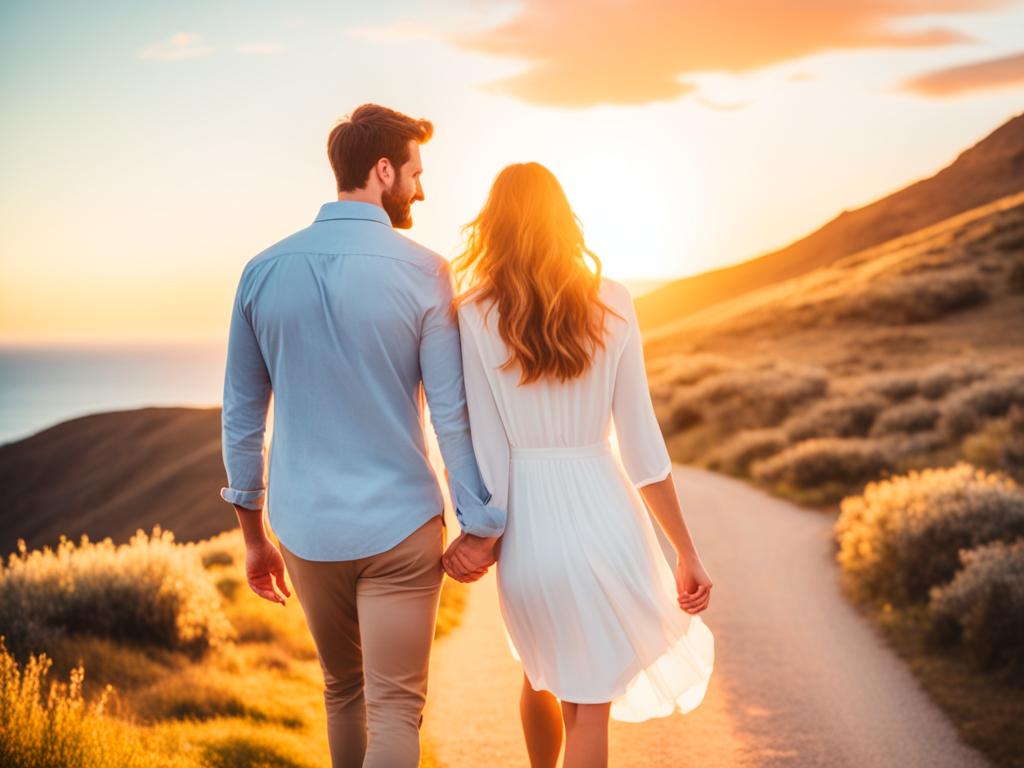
[220,266,272,510]
[612,292,673,488]
[419,262,507,537]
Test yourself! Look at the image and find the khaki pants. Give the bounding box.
[279,515,445,768]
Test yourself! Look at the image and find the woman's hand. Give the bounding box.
[675,556,712,614]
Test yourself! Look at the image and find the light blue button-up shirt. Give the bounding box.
[220,200,506,561]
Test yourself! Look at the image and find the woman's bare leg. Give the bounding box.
[520,673,563,768]
[561,700,611,768]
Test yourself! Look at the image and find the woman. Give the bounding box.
[448,162,715,767]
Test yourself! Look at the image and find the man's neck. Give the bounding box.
[337,190,383,207]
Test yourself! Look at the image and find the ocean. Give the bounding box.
[0,280,668,447]
[0,341,228,446]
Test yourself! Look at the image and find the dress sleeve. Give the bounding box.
[611,291,673,488]
[458,306,511,513]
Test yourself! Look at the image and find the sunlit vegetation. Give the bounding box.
[648,200,1024,506]
[0,527,464,767]
[833,463,1024,765]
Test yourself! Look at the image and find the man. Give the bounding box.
[219,103,506,767]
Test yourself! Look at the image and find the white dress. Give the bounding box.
[457,277,715,722]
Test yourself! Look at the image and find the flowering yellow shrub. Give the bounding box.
[0,636,186,768]
[834,462,1024,606]
[0,527,235,660]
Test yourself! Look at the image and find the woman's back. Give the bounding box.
[456,275,674,500]
[455,274,714,721]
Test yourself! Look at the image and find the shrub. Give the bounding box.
[928,538,1024,685]
[939,369,1024,438]
[836,270,988,324]
[0,527,235,661]
[706,428,789,475]
[783,393,888,441]
[834,463,1024,607]
[860,371,920,403]
[961,403,1024,477]
[870,399,940,436]
[751,437,892,489]
[667,362,828,434]
[918,359,990,400]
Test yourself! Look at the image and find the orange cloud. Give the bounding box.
[901,49,1024,96]
[456,0,1011,107]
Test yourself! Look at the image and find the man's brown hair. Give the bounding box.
[327,104,433,193]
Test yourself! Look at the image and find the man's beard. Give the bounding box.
[381,177,414,229]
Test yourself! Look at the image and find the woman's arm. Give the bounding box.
[640,475,713,614]
[610,285,713,613]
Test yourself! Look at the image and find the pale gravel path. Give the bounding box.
[422,465,991,768]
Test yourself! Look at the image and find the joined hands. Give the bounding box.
[442,532,499,582]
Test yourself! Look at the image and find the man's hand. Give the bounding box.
[442,533,499,583]
[245,538,292,605]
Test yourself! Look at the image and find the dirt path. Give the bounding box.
[422,465,992,767]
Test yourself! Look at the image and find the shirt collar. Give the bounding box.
[313,200,393,227]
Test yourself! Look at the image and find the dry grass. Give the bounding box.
[646,198,1024,505]
[833,465,1024,767]
[0,527,466,767]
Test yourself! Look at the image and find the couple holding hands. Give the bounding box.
[221,103,714,767]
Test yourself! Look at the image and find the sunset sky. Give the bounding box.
[2,0,1023,343]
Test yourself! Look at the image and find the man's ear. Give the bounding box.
[375,157,393,186]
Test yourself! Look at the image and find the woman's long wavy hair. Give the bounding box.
[452,162,623,385]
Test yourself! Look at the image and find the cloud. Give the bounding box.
[235,42,285,55]
[137,32,214,62]
[901,49,1024,96]
[346,21,436,42]
[455,0,1012,107]
[695,95,754,111]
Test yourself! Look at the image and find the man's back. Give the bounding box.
[220,200,503,561]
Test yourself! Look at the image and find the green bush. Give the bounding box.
[939,369,1024,438]
[918,359,990,400]
[751,437,892,489]
[706,428,788,475]
[871,398,940,436]
[0,527,235,661]
[667,361,828,434]
[783,393,887,441]
[834,462,1024,607]
[860,371,920,403]
[961,403,1024,477]
[928,538,1024,685]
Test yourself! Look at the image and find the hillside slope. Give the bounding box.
[642,190,1024,504]
[0,407,233,556]
[637,111,1024,332]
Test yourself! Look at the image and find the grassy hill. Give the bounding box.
[0,407,233,557]
[642,190,1024,506]
[636,111,1024,332]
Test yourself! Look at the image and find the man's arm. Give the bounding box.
[220,268,290,604]
[419,261,507,541]
[220,266,272,513]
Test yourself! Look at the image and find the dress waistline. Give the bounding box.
[510,438,613,460]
